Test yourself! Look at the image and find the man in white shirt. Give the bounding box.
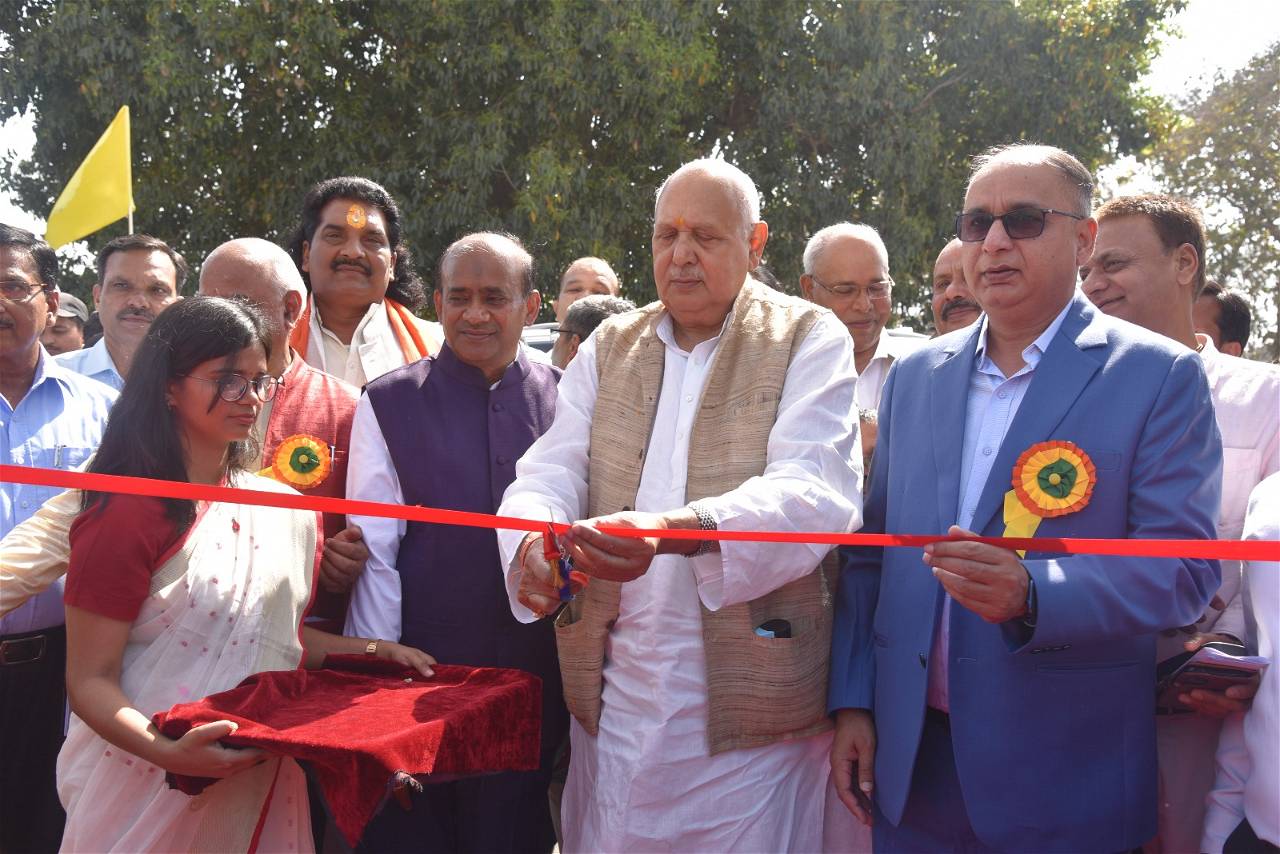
[55,234,185,390]
[1083,193,1279,853]
[798,222,924,414]
[497,158,863,851]
[1201,473,1280,854]
[285,177,440,386]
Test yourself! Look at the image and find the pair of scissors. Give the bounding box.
[543,522,575,603]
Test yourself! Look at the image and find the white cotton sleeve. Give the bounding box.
[692,312,864,610]
[343,395,407,642]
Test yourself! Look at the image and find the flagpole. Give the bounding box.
[127,210,133,234]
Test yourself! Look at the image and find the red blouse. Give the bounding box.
[65,495,197,622]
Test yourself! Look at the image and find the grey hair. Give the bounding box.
[802,222,889,275]
[654,157,762,236]
[968,143,1095,217]
[439,231,535,296]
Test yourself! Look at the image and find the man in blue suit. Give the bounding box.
[828,143,1222,853]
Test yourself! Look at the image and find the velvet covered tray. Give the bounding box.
[152,654,542,845]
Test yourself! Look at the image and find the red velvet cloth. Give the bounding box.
[152,655,541,845]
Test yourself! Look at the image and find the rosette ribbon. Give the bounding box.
[1004,440,1097,557]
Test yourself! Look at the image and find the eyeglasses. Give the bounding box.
[808,275,892,303]
[0,279,50,303]
[955,207,1084,242]
[178,373,281,403]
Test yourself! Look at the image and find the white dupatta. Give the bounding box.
[58,475,317,853]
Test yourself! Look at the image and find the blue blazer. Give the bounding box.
[829,294,1222,852]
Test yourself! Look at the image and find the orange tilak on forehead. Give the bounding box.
[346,204,367,229]
[675,216,687,229]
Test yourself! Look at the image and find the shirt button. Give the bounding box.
[982,448,993,457]
[685,395,693,403]
[997,391,1008,400]
[496,455,509,465]
[492,403,504,412]
[677,432,685,441]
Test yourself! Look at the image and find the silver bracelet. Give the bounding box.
[688,502,718,557]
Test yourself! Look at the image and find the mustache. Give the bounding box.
[117,307,155,322]
[332,259,371,275]
[941,299,981,321]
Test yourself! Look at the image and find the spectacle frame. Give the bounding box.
[956,207,1084,243]
[807,274,892,303]
[178,373,281,403]
[0,279,52,303]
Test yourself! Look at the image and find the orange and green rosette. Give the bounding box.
[1002,440,1096,555]
[1012,440,1096,518]
[259,434,332,490]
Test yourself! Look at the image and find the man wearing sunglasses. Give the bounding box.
[1084,195,1278,854]
[830,144,1222,852]
[0,225,116,853]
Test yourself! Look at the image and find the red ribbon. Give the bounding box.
[5,464,1277,561]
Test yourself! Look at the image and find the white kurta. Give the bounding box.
[1151,337,1280,853]
[497,309,864,852]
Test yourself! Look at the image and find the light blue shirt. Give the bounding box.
[1,348,116,635]
[926,299,1073,711]
[55,338,125,392]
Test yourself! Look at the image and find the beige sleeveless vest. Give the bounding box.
[555,278,839,755]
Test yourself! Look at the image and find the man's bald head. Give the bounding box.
[438,232,534,296]
[199,238,307,373]
[200,238,306,301]
[553,256,620,324]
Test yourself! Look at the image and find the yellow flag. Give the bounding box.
[44,106,134,249]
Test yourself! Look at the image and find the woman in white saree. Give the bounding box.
[57,297,433,853]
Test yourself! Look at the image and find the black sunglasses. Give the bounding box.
[956,207,1083,243]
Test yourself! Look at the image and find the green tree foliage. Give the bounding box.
[1154,42,1278,360]
[2,0,1178,324]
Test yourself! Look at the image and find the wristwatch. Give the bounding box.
[687,502,718,557]
[1021,572,1038,630]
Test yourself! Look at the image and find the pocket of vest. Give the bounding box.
[702,613,832,747]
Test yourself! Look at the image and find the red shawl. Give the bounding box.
[152,656,541,845]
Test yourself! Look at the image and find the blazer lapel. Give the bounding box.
[930,327,981,530]
[968,295,1107,534]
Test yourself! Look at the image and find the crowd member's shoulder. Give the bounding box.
[46,357,118,410]
[893,322,976,373]
[293,357,360,403]
[884,326,929,358]
[1084,300,1202,367]
[363,350,435,397]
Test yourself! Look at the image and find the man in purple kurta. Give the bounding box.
[345,232,564,852]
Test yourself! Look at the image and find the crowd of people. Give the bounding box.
[0,140,1276,854]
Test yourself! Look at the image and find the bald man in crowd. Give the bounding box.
[551,256,620,324]
[1,239,367,632]
[931,238,982,336]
